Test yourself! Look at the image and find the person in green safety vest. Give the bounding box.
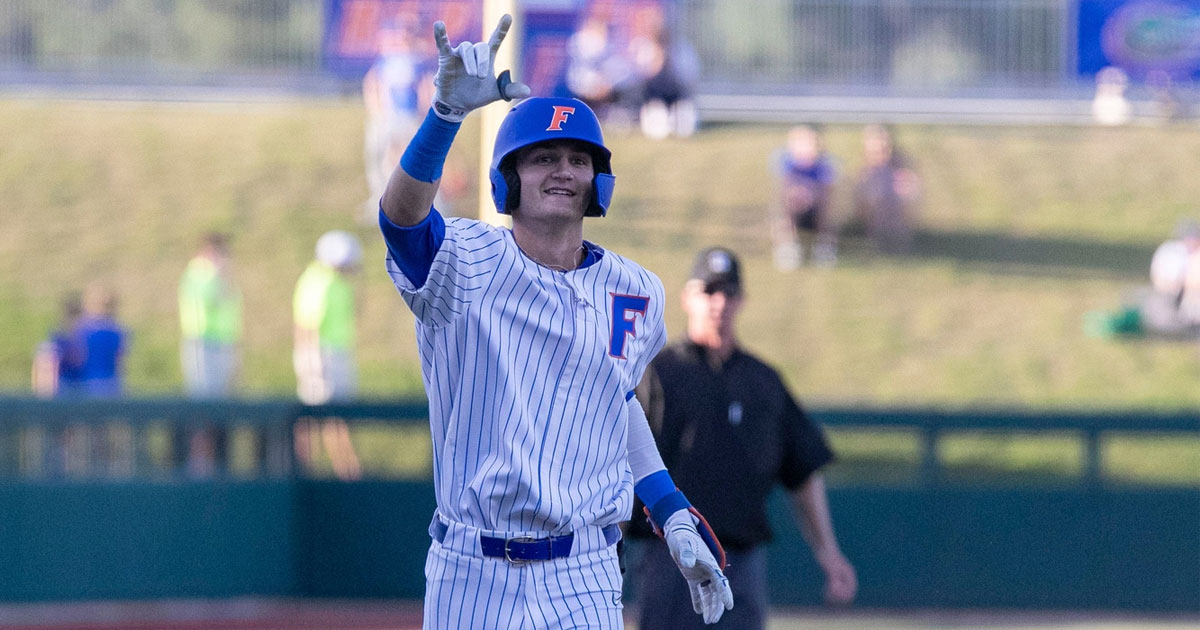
[293,230,363,480]
[179,232,242,397]
[177,233,242,477]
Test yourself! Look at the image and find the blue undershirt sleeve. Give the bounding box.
[379,206,445,288]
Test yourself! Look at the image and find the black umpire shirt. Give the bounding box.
[629,339,834,551]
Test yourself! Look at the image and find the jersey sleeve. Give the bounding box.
[778,392,836,490]
[379,207,445,288]
[384,215,497,329]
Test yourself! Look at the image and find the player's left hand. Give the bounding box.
[431,14,531,122]
[663,510,735,624]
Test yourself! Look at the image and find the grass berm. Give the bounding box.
[2,98,1198,483]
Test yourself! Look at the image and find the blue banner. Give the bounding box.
[1078,0,1200,79]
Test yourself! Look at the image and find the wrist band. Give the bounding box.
[400,108,462,183]
[636,469,693,531]
[432,99,468,123]
[649,490,691,532]
[634,469,676,508]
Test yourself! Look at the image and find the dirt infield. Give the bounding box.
[0,600,1195,630]
[762,608,1200,630]
[0,599,424,630]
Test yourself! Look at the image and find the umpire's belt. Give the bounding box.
[431,515,621,564]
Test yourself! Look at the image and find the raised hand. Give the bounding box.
[431,14,531,122]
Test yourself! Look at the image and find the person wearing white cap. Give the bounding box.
[293,230,363,480]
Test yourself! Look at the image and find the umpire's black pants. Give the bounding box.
[635,544,767,630]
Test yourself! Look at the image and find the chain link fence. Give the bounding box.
[680,0,1072,95]
[0,0,327,89]
[0,0,1076,95]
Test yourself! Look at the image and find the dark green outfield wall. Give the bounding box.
[2,400,1197,610]
[2,481,1196,610]
[296,481,437,598]
[0,481,298,600]
[764,488,1199,611]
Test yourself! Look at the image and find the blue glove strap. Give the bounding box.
[399,108,462,183]
[648,490,692,532]
[634,469,675,508]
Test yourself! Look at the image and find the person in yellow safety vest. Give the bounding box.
[179,233,242,397]
[293,230,363,480]
[177,232,242,477]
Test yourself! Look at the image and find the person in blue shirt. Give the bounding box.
[32,292,86,398]
[76,283,128,398]
[774,125,838,269]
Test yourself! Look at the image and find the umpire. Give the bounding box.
[631,247,857,629]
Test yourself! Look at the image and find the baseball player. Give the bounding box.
[378,15,734,628]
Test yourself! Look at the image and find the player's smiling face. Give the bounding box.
[513,140,594,220]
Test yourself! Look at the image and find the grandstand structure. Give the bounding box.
[0,0,1180,124]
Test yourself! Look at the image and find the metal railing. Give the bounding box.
[0,397,429,481]
[2,396,1197,486]
[817,407,1200,486]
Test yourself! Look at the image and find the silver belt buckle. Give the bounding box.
[504,536,537,565]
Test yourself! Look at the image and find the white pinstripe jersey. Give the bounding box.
[386,216,666,536]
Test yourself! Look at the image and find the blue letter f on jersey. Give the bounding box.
[609,293,649,359]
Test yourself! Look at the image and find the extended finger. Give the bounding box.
[488,14,512,55]
[721,579,735,610]
[501,78,531,100]
[701,586,721,624]
[688,582,703,615]
[496,71,532,101]
[471,41,490,78]
[433,21,451,56]
[454,41,477,75]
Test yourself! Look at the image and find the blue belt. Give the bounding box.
[432,519,621,564]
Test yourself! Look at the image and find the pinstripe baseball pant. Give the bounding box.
[423,516,625,629]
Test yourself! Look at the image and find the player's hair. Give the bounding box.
[497,139,609,216]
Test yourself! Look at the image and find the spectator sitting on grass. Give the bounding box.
[852,124,920,255]
[772,124,838,269]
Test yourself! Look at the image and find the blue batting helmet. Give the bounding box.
[489,97,614,217]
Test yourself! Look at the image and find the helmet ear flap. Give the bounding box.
[490,156,523,215]
[585,148,612,217]
[499,156,521,214]
[589,173,615,217]
[503,167,521,214]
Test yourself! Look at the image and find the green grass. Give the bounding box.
[5,98,1200,407]
[2,98,1199,482]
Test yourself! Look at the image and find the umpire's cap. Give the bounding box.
[691,247,742,296]
[489,97,614,217]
